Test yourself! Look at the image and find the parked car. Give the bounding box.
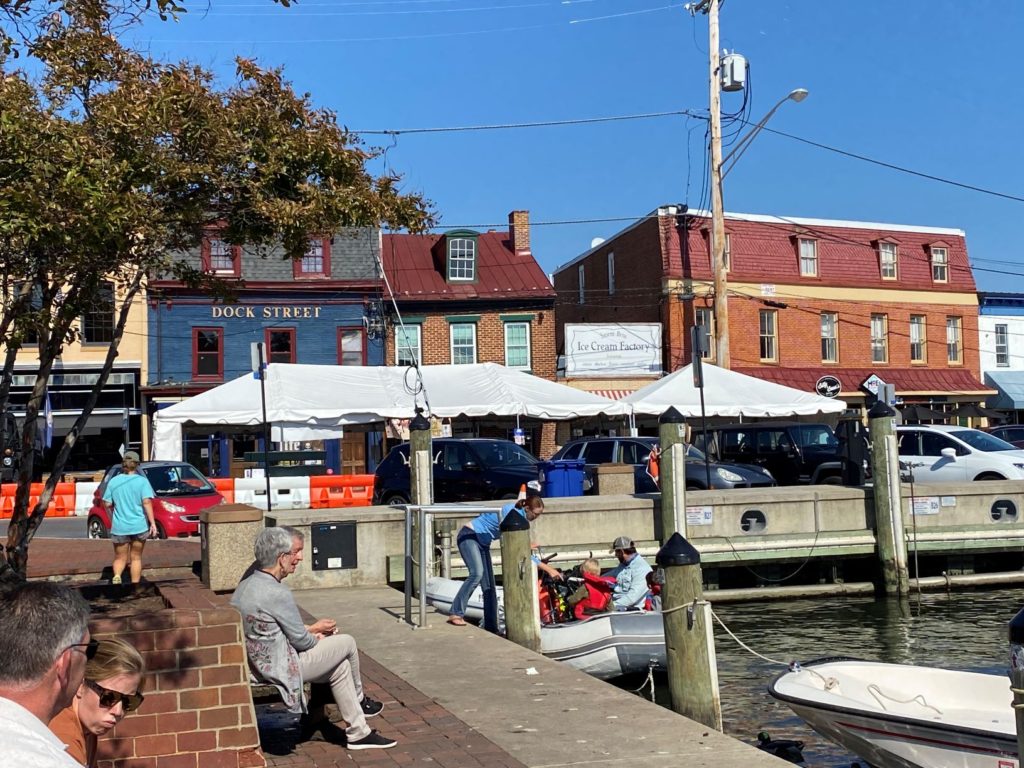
[896,424,1024,482]
[985,424,1024,449]
[549,436,775,492]
[372,438,539,505]
[695,422,844,485]
[86,460,224,539]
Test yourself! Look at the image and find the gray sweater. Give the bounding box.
[231,570,315,712]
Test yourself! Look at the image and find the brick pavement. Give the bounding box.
[257,654,527,768]
[26,536,200,578]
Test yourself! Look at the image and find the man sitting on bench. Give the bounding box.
[231,526,396,750]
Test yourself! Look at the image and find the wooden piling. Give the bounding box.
[409,410,432,596]
[658,406,688,542]
[868,401,909,595]
[656,532,722,730]
[499,508,541,652]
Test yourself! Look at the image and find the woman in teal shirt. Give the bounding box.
[101,451,157,585]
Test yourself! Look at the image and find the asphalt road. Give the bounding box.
[0,516,89,539]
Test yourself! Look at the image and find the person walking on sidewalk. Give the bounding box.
[232,526,396,750]
[0,582,93,767]
[101,451,157,585]
[448,493,561,632]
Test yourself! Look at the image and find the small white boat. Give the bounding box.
[425,576,665,680]
[769,657,1017,768]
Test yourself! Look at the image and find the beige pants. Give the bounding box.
[298,634,370,740]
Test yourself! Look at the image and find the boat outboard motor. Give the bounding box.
[755,731,805,764]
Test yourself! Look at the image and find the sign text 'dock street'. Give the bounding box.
[212,306,323,319]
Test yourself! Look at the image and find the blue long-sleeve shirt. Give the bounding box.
[608,553,652,609]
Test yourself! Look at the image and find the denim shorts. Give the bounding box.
[111,531,151,544]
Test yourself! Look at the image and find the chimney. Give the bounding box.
[508,210,531,256]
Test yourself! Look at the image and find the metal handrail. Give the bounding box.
[402,503,498,628]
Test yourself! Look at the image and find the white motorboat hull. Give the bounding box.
[770,657,1017,768]
[425,576,665,680]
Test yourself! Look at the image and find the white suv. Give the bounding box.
[896,424,1024,482]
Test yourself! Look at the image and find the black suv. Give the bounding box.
[550,436,775,493]
[695,422,843,485]
[372,438,540,505]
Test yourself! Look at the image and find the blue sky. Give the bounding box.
[132,0,1024,291]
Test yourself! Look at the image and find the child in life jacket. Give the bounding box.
[570,558,616,619]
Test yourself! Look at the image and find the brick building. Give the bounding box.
[381,211,559,456]
[143,229,388,474]
[554,206,992,415]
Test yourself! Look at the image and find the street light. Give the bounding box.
[721,89,809,179]
[710,87,808,368]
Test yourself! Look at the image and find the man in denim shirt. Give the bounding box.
[607,536,652,610]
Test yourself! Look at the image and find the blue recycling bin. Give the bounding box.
[538,459,586,498]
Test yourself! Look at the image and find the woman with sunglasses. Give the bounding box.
[49,638,146,767]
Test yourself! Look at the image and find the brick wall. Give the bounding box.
[553,217,667,354]
[91,582,263,768]
[386,307,557,380]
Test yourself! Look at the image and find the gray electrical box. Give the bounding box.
[310,521,357,571]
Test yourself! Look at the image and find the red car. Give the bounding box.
[87,460,223,539]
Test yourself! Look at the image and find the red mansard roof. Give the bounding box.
[679,213,976,292]
[382,232,555,301]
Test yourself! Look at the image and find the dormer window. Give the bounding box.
[930,245,949,282]
[294,236,331,279]
[202,235,242,277]
[446,231,478,281]
[877,240,898,280]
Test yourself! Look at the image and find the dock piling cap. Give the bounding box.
[656,532,701,567]
[499,508,530,532]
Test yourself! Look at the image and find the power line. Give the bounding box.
[353,108,702,135]
[755,123,1024,206]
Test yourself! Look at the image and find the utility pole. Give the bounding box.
[706,0,729,369]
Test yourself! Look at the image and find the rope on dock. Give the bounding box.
[709,608,788,666]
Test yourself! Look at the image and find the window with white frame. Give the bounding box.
[946,316,962,364]
[931,247,949,282]
[871,313,888,363]
[300,239,325,275]
[694,308,715,360]
[607,252,615,295]
[799,238,818,277]
[910,315,927,363]
[759,310,777,362]
[724,232,731,272]
[820,312,838,363]
[879,241,898,280]
[578,264,585,304]
[450,323,477,365]
[395,324,421,367]
[996,323,1010,367]
[504,322,531,369]
[447,238,476,281]
[209,238,235,272]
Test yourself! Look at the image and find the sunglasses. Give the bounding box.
[66,640,99,660]
[86,680,145,712]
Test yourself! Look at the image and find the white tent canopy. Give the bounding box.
[622,362,847,418]
[152,362,629,460]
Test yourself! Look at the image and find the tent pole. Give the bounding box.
[258,346,272,513]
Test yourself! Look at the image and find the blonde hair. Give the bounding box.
[86,638,146,691]
[581,558,601,576]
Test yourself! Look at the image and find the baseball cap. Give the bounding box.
[123,450,141,462]
[610,536,635,552]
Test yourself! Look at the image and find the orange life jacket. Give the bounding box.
[573,572,615,620]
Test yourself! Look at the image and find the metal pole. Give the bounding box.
[257,344,272,513]
[418,507,428,629]
[403,505,413,625]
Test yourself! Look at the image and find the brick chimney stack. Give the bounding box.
[508,210,531,256]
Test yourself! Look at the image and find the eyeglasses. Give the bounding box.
[66,640,99,660]
[86,680,145,712]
